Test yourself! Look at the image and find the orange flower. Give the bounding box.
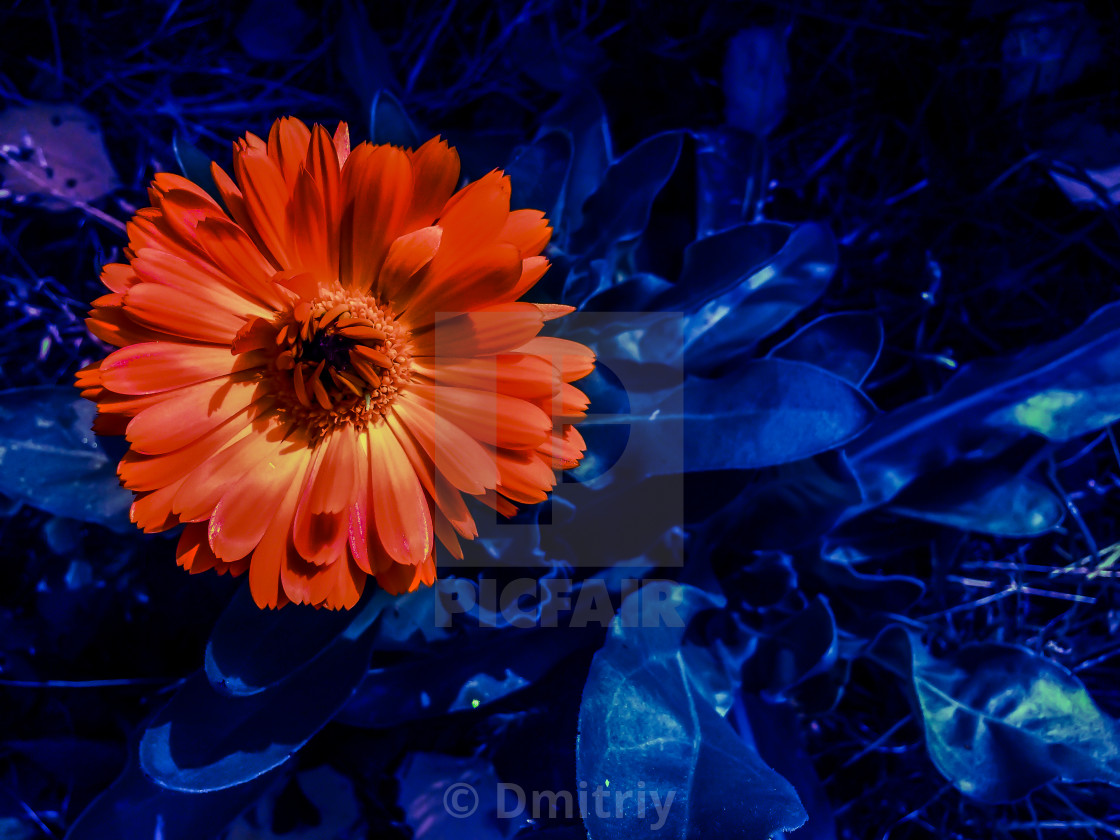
[77,117,593,609]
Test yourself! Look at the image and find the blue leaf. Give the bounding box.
[336,0,396,110]
[847,300,1120,507]
[571,132,683,260]
[172,135,224,206]
[655,221,791,312]
[369,89,421,149]
[65,759,275,840]
[693,128,764,236]
[397,753,507,840]
[723,27,789,136]
[0,387,131,529]
[337,625,600,727]
[204,583,360,696]
[769,312,884,385]
[681,359,876,472]
[682,222,839,368]
[870,628,1120,803]
[234,0,309,61]
[505,129,572,219]
[576,583,807,840]
[541,89,612,235]
[888,467,1064,537]
[741,596,838,701]
[141,590,391,791]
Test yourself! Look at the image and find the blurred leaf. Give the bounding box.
[699,452,862,553]
[226,766,362,840]
[541,89,612,236]
[682,222,839,368]
[889,467,1064,537]
[172,134,224,206]
[338,624,599,727]
[398,753,507,840]
[769,312,884,386]
[235,0,309,60]
[65,758,274,840]
[848,301,1120,507]
[141,590,390,791]
[871,628,1120,803]
[1001,3,1100,105]
[205,583,362,696]
[369,89,421,149]
[336,0,396,109]
[681,360,875,472]
[0,386,131,529]
[693,128,764,236]
[577,583,806,840]
[804,562,925,636]
[655,221,791,312]
[741,596,838,701]
[723,27,788,136]
[0,104,119,208]
[506,129,572,219]
[571,131,683,259]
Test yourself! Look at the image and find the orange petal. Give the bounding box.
[404,243,522,322]
[366,425,433,566]
[267,117,312,188]
[432,170,510,269]
[305,125,342,277]
[404,136,460,230]
[100,343,241,395]
[125,376,266,455]
[412,353,560,399]
[411,302,544,357]
[210,433,310,563]
[500,209,551,257]
[514,336,596,381]
[377,225,441,306]
[123,283,248,344]
[411,383,552,449]
[392,395,499,494]
[177,523,221,574]
[232,144,293,267]
[292,441,351,566]
[249,463,306,609]
[339,144,413,292]
[376,552,436,595]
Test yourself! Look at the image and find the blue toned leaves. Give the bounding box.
[540,89,613,236]
[871,628,1120,803]
[65,761,274,840]
[369,89,421,149]
[723,27,789,137]
[336,0,396,110]
[769,312,884,385]
[204,583,360,696]
[577,584,806,840]
[888,467,1064,537]
[505,129,572,219]
[693,128,764,236]
[741,596,838,701]
[0,386,130,529]
[848,301,1120,507]
[676,222,839,369]
[141,590,391,791]
[682,359,875,472]
[571,131,683,260]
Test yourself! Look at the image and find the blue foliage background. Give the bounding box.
[3,1,1120,838]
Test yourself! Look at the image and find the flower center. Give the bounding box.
[271,293,412,435]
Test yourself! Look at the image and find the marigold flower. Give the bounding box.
[77,117,592,609]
